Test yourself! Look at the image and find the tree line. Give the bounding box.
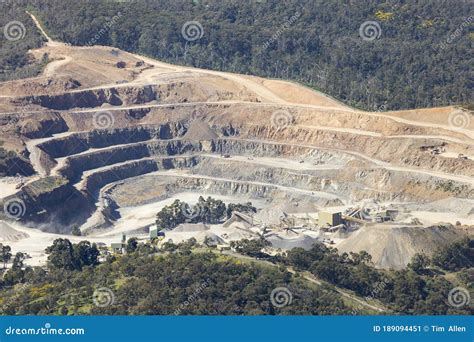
[0,235,471,315]
[24,0,474,110]
[283,237,473,315]
[155,196,256,229]
[0,2,46,81]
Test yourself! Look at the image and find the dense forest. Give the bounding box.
[0,2,45,81]
[283,237,473,315]
[16,0,472,110]
[0,236,472,315]
[0,239,351,315]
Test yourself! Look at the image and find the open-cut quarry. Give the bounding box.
[0,13,472,269]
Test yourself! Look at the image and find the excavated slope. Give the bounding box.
[0,12,472,268]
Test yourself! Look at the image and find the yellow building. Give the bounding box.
[318,211,342,227]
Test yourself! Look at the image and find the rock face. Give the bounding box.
[58,140,202,181]
[15,84,163,110]
[2,114,473,235]
[36,124,185,158]
[0,41,471,269]
[19,88,123,110]
[20,112,68,139]
[1,177,94,233]
[0,154,35,176]
[14,82,212,110]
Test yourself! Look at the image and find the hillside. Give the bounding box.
[0,2,45,81]
[0,237,472,316]
[0,2,472,318]
[2,1,473,110]
[0,8,472,270]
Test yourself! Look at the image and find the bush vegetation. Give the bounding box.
[0,236,471,315]
[0,3,45,81]
[156,196,256,229]
[25,0,474,110]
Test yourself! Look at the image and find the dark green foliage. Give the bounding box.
[0,244,12,269]
[125,238,138,254]
[3,252,28,285]
[27,0,474,110]
[45,238,99,271]
[1,237,472,315]
[197,197,226,224]
[284,240,473,315]
[73,241,100,268]
[408,253,431,274]
[71,225,82,236]
[0,4,46,81]
[432,237,474,271]
[0,252,350,315]
[155,199,186,230]
[12,252,26,270]
[156,197,255,229]
[230,239,269,258]
[45,239,76,270]
[226,202,256,219]
[287,244,329,270]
